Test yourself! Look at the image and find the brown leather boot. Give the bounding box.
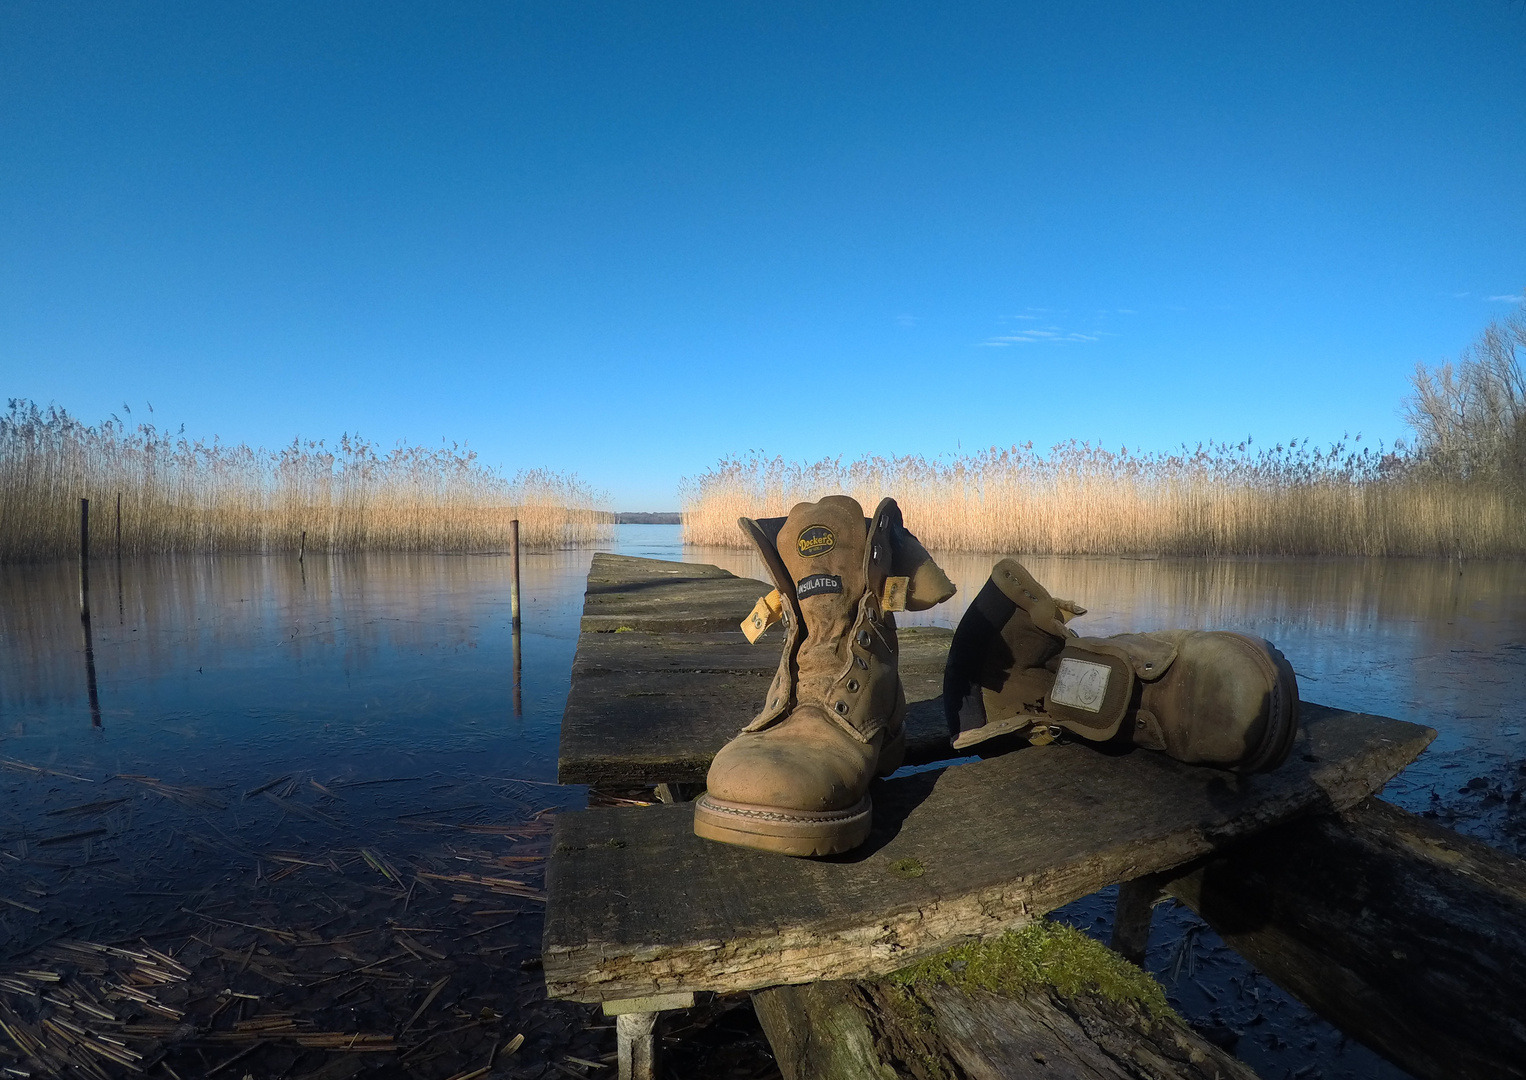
[944,558,1300,772]
[693,495,955,856]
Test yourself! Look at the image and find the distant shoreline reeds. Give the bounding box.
[0,401,611,562]
[678,442,1523,557]
[682,304,1526,558]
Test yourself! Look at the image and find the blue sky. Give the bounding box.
[3,1,1523,509]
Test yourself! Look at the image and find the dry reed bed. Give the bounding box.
[680,444,1526,557]
[1,402,611,561]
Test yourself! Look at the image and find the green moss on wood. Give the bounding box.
[889,920,1179,1026]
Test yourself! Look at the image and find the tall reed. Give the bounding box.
[680,440,1525,557]
[0,400,611,562]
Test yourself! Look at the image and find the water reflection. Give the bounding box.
[6,528,1521,807]
[78,555,102,728]
[1,526,1521,1080]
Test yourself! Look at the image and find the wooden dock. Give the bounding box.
[546,703,1429,1001]
[543,553,1526,1080]
[560,555,953,785]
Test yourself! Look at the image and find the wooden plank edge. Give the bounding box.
[544,723,1434,1002]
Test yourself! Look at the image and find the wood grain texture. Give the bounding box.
[561,593,956,786]
[543,706,1434,1002]
[753,979,1260,1080]
[1163,797,1526,1080]
[578,553,769,634]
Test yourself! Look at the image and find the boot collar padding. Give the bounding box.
[989,558,1079,642]
[1070,633,1179,681]
[868,498,957,611]
[750,502,956,613]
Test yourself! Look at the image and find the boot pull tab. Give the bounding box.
[741,589,785,644]
[881,576,910,612]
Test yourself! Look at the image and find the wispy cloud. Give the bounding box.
[1485,293,1524,304]
[895,314,920,327]
[979,326,1101,346]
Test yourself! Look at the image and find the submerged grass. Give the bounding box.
[0,400,611,561]
[889,920,1178,1025]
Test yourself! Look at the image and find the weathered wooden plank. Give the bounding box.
[543,705,1434,1002]
[579,553,769,633]
[1161,797,1526,1080]
[559,622,955,786]
[753,978,1260,1080]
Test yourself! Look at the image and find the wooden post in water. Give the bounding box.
[299,529,306,563]
[512,628,523,719]
[78,497,102,727]
[509,519,522,630]
[78,497,90,611]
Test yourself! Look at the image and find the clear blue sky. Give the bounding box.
[3,1,1523,509]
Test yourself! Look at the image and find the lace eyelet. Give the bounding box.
[835,701,850,715]
[846,679,860,692]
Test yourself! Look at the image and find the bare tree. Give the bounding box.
[1405,295,1526,489]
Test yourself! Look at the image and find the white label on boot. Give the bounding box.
[1050,658,1111,713]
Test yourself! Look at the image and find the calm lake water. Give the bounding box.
[2,524,1523,1079]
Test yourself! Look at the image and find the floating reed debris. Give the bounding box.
[0,399,611,562]
[0,754,594,1079]
[111,776,227,811]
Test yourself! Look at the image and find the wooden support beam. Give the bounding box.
[602,994,693,1080]
[1161,797,1526,1080]
[614,1012,656,1080]
[753,975,1260,1080]
[1111,872,1169,967]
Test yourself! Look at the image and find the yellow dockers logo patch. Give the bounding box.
[796,525,835,558]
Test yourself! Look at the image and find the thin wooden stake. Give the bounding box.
[509,519,522,629]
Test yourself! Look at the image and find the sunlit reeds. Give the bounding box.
[0,400,611,561]
[680,440,1526,557]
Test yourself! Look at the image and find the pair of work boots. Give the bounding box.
[692,496,1301,857]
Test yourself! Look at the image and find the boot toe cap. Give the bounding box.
[705,710,873,812]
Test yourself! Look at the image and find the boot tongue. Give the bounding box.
[779,496,867,631]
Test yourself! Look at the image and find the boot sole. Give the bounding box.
[692,794,872,857]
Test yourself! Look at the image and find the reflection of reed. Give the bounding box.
[512,627,523,719]
[1,551,594,711]
[671,539,1524,642]
[897,552,1526,639]
[78,557,102,729]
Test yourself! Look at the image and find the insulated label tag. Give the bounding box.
[796,574,843,600]
[1050,658,1111,713]
[741,589,784,644]
[881,575,909,612]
